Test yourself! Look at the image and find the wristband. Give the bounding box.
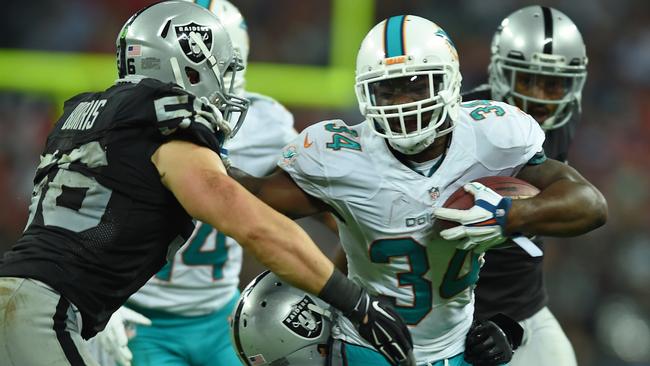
[318,269,362,316]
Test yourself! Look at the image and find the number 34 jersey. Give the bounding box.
[127,93,297,316]
[0,77,224,339]
[279,101,545,362]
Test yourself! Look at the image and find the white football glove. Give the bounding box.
[95,306,151,366]
[434,182,513,253]
[195,96,231,137]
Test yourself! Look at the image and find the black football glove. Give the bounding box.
[318,270,415,366]
[346,291,416,366]
[464,313,524,366]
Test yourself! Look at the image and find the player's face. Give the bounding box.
[512,71,572,123]
[369,74,438,133]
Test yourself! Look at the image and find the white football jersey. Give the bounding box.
[128,93,296,316]
[279,100,544,362]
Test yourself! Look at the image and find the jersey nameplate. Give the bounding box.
[61,99,108,131]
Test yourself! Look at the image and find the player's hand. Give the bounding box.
[195,96,231,136]
[433,182,512,253]
[95,306,152,366]
[346,291,416,366]
[464,314,524,366]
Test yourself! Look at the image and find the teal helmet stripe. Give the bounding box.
[385,15,406,57]
[195,0,212,9]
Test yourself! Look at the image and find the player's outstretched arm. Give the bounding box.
[152,140,331,293]
[511,158,608,236]
[153,141,414,366]
[228,166,332,219]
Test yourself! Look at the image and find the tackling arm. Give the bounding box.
[152,140,332,294]
[153,141,415,366]
[510,158,608,236]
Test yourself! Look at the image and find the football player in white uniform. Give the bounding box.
[92,1,296,365]
[229,15,607,366]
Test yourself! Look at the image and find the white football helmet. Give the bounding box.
[230,271,332,366]
[192,0,250,96]
[489,6,588,130]
[115,0,249,136]
[355,15,462,155]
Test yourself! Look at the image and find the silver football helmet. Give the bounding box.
[355,15,461,155]
[230,271,332,366]
[115,0,249,136]
[489,6,588,130]
[195,0,250,96]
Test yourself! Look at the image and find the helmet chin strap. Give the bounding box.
[388,129,438,155]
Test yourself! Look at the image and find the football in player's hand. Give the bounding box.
[435,176,540,230]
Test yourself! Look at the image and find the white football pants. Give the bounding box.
[510,307,577,366]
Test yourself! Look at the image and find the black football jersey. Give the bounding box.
[462,84,577,321]
[0,77,225,338]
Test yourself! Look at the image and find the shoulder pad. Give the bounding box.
[120,79,225,152]
[458,101,545,170]
[280,119,362,181]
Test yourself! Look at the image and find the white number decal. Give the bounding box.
[26,142,112,233]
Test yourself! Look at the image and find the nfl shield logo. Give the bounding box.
[429,187,440,201]
[175,22,213,63]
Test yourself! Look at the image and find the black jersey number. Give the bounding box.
[26,142,112,232]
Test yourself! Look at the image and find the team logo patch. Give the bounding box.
[279,144,298,167]
[282,296,324,339]
[175,22,213,63]
[434,28,458,61]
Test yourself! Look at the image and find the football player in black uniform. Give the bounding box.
[462,6,589,366]
[0,2,414,366]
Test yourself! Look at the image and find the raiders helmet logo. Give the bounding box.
[175,22,213,64]
[282,296,324,339]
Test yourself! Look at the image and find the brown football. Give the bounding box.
[435,176,540,230]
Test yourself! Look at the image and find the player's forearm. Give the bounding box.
[193,173,333,294]
[506,179,607,236]
[237,211,335,294]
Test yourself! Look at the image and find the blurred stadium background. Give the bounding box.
[1,0,649,365]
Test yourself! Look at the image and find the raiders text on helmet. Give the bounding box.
[230,271,331,366]
[115,0,249,137]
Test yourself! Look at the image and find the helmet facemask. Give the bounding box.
[357,67,459,155]
[169,31,250,138]
[492,53,586,130]
[355,16,461,156]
